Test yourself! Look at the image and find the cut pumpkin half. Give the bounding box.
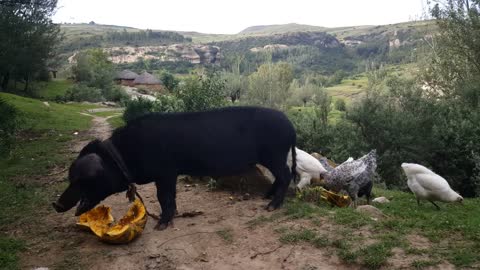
[76,198,147,244]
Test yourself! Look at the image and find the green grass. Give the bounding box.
[90,110,123,118]
[0,92,99,269]
[325,75,368,101]
[107,115,125,129]
[274,189,480,269]
[35,79,73,100]
[1,92,95,132]
[0,236,25,270]
[216,228,234,244]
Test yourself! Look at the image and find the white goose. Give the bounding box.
[401,163,463,209]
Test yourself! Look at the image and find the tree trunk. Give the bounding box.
[24,75,29,92]
[1,72,9,91]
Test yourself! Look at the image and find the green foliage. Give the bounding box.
[123,98,156,123]
[0,98,20,157]
[101,85,129,102]
[68,49,128,102]
[117,60,194,75]
[221,71,247,103]
[35,79,74,100]
[107,115,125,129]
[64,83,103,102]
[334,98,346,111]
[246,62,293,110]
[71,49,114,89]
[0,235,24,270]
[61,27,190,52]
[123,95,185,123]
[0,0,61,92]
[0,92,96,270]
[159,71,179,92]
[176,72,226,112]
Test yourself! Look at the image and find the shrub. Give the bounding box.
[335,98,346,111]
[102,85,129,102]
[123,97,156,123]
[176,72,226,112]
[0,98,20,157]
[64,84,104,102]
[122,94,185,123]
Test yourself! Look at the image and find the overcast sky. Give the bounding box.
[53,0,429,34]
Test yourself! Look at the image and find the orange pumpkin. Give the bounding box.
[76,199,147,244]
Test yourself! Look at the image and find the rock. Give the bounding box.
[356,205,386,220]
[242,193,251,200]
[372,196,390,204]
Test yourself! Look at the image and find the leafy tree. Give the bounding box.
[246,62,293,110]
[221,71,247,103]
[176,72,226,112]
[334,98,346,111]
[425,0,480,107]
[311,87,332,127]
[159,71,179,92]
[0,0,61,92]
[71,49,114,89]
[123,95,185,123]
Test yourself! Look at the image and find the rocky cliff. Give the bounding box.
[104,44,222,64]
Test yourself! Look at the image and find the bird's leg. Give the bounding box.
[416,198,421,206]
[429,200,441,210]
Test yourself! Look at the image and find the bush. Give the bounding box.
[0,98,20,157]
[64,84,104,102]
[335,98,346,111]
[176,72,226,112]
[102,85,129,102]
[123,95,185,123]
[123,97,156,123]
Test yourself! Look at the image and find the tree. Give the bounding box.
[159,70,179,92]
[0,0,61,92]
[311,87,331,127]
[425,0,480,106]
[175,72,226,112]
[246,62,293,110]
[221,71,247,103]
[334,98,346,111]
[71,49,114,89]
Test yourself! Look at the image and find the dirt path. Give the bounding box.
[23,114,355,270]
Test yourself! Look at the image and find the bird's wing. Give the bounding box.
[414,173,450,193]
[296,154,326,174]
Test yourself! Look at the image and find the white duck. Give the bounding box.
[401,163,463,209]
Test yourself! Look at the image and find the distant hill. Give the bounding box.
[238,23,327,35]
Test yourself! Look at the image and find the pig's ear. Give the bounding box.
[69,153,104,184]
[78,139,102,158]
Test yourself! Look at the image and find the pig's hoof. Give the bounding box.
[265,203,276,212]
[154,222,170,231]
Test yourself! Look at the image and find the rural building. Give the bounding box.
[133,71,163,91]
[115,70,139,86]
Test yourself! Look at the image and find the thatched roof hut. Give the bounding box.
[133,71,161,85]
[115,70,139,80]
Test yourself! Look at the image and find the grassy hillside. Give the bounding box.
[60,23,139,42]
[0,92,99,269]
[274,187,480,269]
[238,23,327,35]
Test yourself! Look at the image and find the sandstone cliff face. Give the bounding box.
[104,44,222,64]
